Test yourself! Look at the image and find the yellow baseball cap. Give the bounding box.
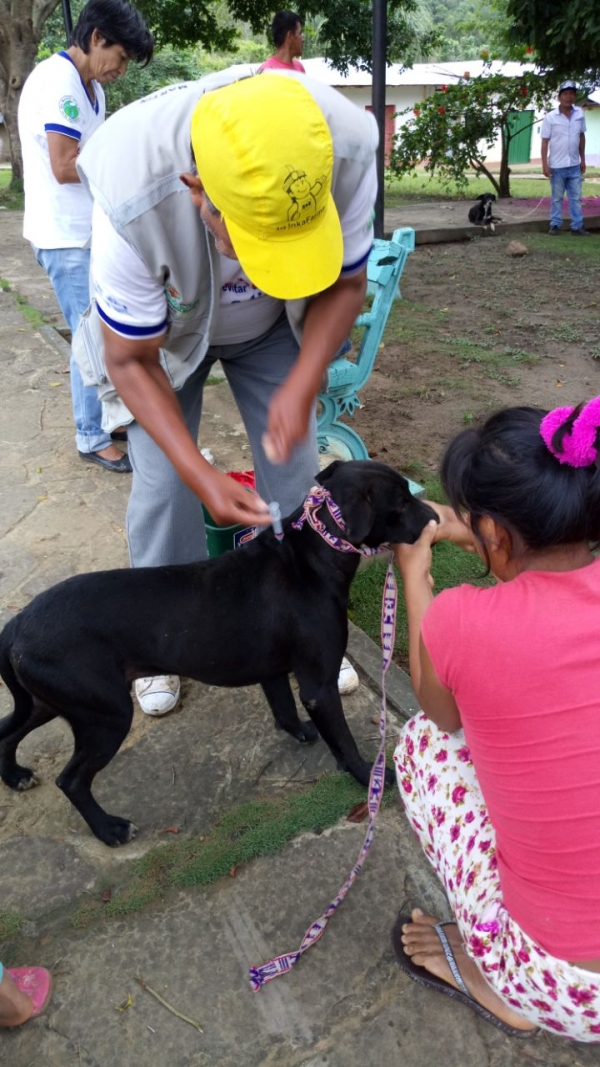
[190,74,343,300]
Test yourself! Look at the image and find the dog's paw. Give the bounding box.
[17,770,40,791]
[96,816,138,847]
[294,720,319,745]
[1,765,39,791]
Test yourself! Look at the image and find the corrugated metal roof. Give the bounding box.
[301,58,535,87]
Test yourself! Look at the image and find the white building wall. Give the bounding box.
[304,59,547,166]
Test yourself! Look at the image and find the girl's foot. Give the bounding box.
[0,967,52,1027]
[400,909,536,1033]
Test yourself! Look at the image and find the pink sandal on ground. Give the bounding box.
[7,967,53,1018]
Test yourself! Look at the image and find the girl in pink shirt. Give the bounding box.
[391,398,600,1042]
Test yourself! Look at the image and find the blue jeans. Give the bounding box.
[32,246,111,453]
[550,165,584,231]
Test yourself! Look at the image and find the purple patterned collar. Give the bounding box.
[291,485,382,558]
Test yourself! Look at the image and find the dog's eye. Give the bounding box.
[386,506,405,524]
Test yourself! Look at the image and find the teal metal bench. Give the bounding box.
[317,227,422,495]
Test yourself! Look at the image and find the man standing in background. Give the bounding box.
[18,0,153,471]
[260,11,306,72]
[541,80,589,236]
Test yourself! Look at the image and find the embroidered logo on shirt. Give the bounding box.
[165,284,199,315]
[59,96,80,121]
[280,166,327,231]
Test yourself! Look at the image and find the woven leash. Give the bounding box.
[249,486,397,991]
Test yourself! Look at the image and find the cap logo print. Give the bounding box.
[281,165,328,231]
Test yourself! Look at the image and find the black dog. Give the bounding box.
[0,460,437,846]
[468,192,502,229]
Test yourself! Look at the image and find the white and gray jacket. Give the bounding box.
[73,65,378,429]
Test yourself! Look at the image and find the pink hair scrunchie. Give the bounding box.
[540,397,600,467]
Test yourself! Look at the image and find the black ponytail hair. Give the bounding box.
[441,406,600,564]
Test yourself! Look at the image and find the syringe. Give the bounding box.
[269,501,284,541]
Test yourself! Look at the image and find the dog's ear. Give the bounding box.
[316,460,343,486]
[336,487,376,544]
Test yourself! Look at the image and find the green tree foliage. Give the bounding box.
[507,0,600,81]
[134,0,239,52]
[132,0,437,74]
[294,0,437,73]
[389,63,555,197]
[424,0,493,60]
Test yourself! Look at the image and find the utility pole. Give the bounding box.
[372,0,387,238]
[62,0,73,43]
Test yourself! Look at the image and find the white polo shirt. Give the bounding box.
[18,51,105,248]
[91,157,377,345]
[540,105,586,169]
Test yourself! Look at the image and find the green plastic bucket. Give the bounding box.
[201,470,258,557]
[202,506,258,557]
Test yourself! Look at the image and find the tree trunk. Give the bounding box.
[0,0,61,183]
[471,158,500,198]
[498,124,512,198]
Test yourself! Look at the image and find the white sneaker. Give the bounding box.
[135,675,180,716]
[338,656,359,695]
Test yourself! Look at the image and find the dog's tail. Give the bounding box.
[0,621,33,721]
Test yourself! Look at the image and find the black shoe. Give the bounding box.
[78,450,132,473]
[549,226,562,235]
[571,228,590,236]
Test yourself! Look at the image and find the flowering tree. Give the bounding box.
[388,60,555,198]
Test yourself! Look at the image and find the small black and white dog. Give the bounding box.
[468,193,502,230]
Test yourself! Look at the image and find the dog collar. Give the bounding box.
[291,485,381,558]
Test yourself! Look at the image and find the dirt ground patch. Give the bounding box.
[353,231,600,479]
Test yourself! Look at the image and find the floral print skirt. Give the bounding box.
[394,712,600,1042]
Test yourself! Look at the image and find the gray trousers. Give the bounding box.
[126,315,319,567]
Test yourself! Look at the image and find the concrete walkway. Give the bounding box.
[385,194,600,244]
[0,213,596,1066]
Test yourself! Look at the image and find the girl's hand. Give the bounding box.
[393,520,438,586]
[423,502,476,552]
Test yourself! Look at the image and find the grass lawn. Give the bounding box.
[384,171,600,205]
[4,163,597,215]
[0,168,24,210]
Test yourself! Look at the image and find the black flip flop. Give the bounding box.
[391,913,539,1039]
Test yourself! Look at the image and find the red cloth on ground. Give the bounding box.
[421,559,600,960]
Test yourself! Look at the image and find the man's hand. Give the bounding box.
[263,269,367,465]
[102,323,271,522]
[542,164,551,179]
[201,468,270,528]
[581,160,587,175]
[262,377,314,465]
